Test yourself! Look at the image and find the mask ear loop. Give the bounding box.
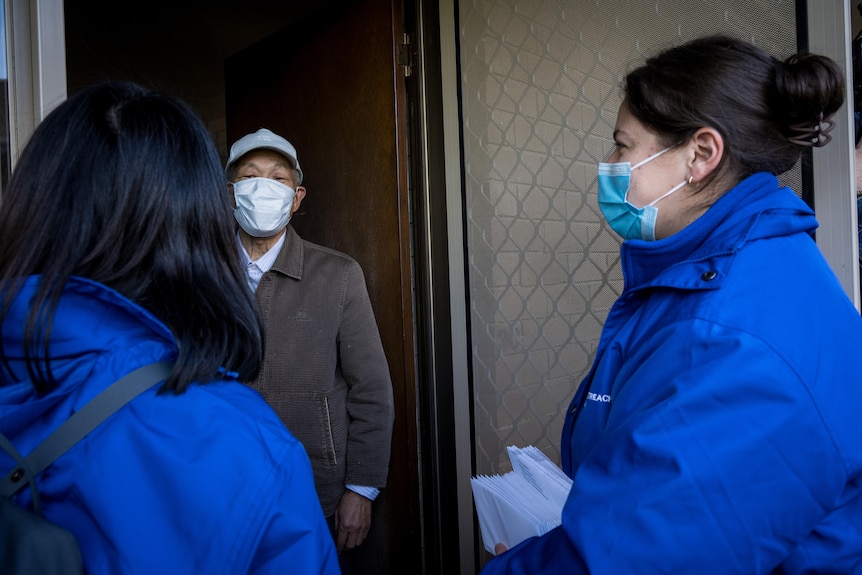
[631,147,672,170]
[647,179,688,207]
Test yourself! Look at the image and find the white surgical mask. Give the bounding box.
[232,177,296,237]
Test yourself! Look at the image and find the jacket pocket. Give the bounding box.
[274,387,348,470]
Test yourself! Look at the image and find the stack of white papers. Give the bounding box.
[471,445,572,554]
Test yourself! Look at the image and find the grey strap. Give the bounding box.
[0,361,174,501]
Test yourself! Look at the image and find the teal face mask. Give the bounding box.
[597,147,687,241]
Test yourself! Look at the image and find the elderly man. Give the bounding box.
[225,128,395,566]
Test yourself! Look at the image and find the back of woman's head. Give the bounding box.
[624,34,845,181]
[0,81,262,394]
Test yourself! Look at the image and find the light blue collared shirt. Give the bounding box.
[237,231,285,292]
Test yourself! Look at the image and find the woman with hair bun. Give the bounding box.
[483,35,862,574]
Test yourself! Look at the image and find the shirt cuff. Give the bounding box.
[346,485,379,500]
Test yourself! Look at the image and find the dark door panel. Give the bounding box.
[225,1,420,573]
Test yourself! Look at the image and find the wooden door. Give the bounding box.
[224,1,420,573]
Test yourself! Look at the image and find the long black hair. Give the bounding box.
[0,81,263,394]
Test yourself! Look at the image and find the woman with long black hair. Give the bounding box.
[0,81,339,574]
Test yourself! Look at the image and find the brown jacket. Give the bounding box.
[251,225,394,517]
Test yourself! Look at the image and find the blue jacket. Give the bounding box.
[482,173,862,574]
[0,277,340,574]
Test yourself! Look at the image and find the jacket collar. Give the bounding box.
[270,225,304,281]
[1,276,174,363]
[619,172,818,293]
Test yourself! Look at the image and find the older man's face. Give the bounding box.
[229,149,306,216]
[232,149,299,189]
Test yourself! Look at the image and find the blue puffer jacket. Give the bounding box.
[482,173,862,574]
[0,276,340,574]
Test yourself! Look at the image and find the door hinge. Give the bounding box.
[397,33,413,77]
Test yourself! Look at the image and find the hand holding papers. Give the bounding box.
[471,445,572,555]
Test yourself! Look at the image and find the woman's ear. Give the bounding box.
[688,127,724,183]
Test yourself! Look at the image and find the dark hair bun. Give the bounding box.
[774,52,845,148]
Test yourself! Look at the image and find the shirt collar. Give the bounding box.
[236,231,286,272]
[236,232,286,292]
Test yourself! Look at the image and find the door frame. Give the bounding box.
[806,0,860,310]
[406,0,476,572]
[5,0,66,172]
[7,2,861,573]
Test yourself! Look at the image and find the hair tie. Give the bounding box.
[788,113,834,147]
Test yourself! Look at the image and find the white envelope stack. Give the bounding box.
[470,445,573,554]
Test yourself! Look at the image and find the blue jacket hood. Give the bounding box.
[0,276,339,574]
[0,276,177,443]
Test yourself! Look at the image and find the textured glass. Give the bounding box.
[459,0,798,475]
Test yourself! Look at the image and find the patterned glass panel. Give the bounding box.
[459,0,798,475]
